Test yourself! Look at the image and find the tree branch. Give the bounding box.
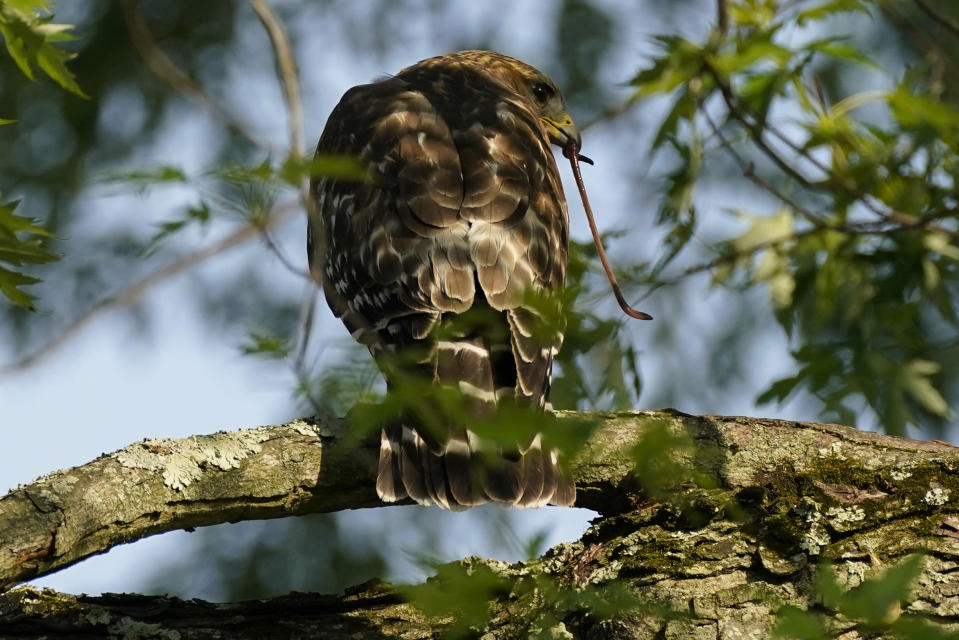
[5,409,959,636]
[4,410,959,636]
[250,0,305,158]
[4,407,959,600]
[913,0,959,41]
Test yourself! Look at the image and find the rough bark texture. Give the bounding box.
[2,410,959,638]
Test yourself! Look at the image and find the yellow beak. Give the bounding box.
[542,114,582,150]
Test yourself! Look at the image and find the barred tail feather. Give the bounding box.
[550,462,577,507]
[445,431,484,507]
[375,424,576,508]
[516,435,547,507]
[398,425,431,505]
[479,449,524,504]
[373,331,576,509]
[376,426,405,502]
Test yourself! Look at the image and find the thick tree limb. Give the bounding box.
[3,410,959,637]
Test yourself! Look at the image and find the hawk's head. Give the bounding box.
[408,50,582,151]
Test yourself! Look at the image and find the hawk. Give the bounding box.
[308,51,578,509]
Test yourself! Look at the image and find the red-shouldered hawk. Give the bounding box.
[308,51,578,509]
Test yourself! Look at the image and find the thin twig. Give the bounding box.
[250,0,305,158]
[0,204,299,376]
[293,287,320,384]
[261,229,312,280]
[716,0,728,36]
[701,102,829,229]
[880,2,959,96]
[913,0,959,40]
[705,64,822,189]
[120,0,268,150]
[249,0,327,401]
[633,224,828,304]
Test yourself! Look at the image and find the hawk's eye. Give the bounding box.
[531,82,554,105]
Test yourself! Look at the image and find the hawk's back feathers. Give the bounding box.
[309,51,577,509]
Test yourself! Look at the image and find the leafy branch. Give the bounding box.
[628,0,959,433]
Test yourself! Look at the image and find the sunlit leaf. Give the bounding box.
[0,2,87,96]
[805,38,877,68]
[754,249,795,308]
[241,328,291,359]
[901,359,953,418]
[631,36,705,98]
[794,0,870,26]
[279,153,369,185]
[731,210,794,252]
[710,39,791,76]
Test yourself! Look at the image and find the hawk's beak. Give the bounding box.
[543,114,581,150]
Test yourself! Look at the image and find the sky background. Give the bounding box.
[0,0,899,599]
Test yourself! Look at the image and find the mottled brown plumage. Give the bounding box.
[308,51,578,509]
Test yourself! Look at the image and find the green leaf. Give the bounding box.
[821,554,925,627]
[923,231,959,261]
[631,35,706,98]
[400,562,505,637]
[754,249,795,308]
[3,1,54,12]
[738,69,793,122]
[731,210,794,252]
[98,165,189,187]
[0,194,58,309]
[0,117,14,125]
[805,38,877,68]
[901,359,953,419]
[889,87,959,147]
[651,89,696,151]
[0,3,87,97]
[729,0,776,27]
[0,235,57,264]
[241,329,291,359]
[794,0,871,26]
[628,418,715,499]
[757,373,803,406]
[0,264,41,309]
[0,197,51,238]
[144,202,211,255]
[653,144,698,275]
[892,616,959,640]
[772,606,828,640]
[279,153,369,185]
[710,39,791,76]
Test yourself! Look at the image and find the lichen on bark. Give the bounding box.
[2,410,959,638]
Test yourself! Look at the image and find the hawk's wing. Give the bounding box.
[309,58,573,509]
